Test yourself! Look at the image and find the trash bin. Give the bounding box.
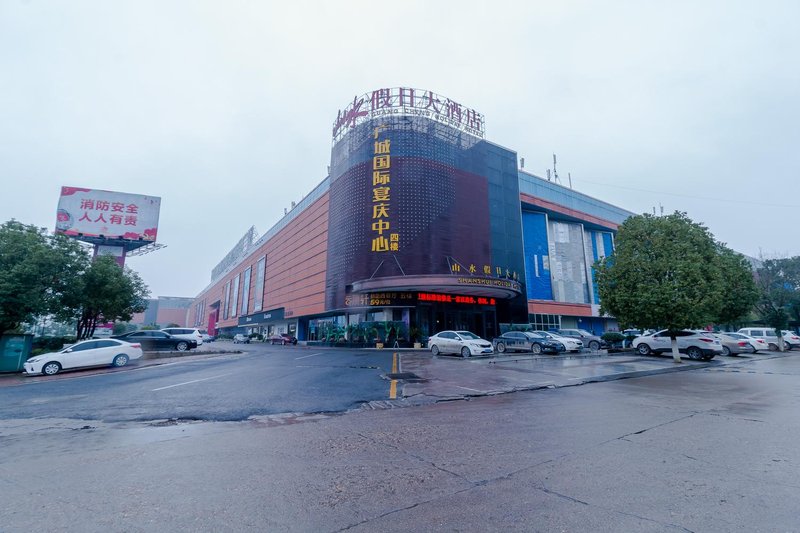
[0,334,33,373]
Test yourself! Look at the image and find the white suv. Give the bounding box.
[161,328,204,346]
[632,329,722,360]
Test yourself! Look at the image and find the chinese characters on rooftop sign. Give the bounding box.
[55,186,160,243]
[370,125,399,253]
[332,87,485,143]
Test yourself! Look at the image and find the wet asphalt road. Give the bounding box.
[2,349,800,532]
[0,343,395,422]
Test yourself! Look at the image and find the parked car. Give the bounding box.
[23,338,143,376]
[632,329,721,360]
[427,331,494,357]
[555,329,606,350]
[713,332,754,356]
[493,331,564,354]
[737,328,785,351]
[781,330,800,349]
[268,333,298,345]
[198,329,215,342]
[112,330,197,352]
[531,331,583,352]
[233,334,250,344]
[720,332,767,353]
[161,327,204,346]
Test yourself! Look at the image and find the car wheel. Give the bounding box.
[748,345,757,354]
[686,346,703,360]
[431,345,440,356]
[589,340,600,351]
[176,341,189,352]
[722,346,731,356]
[461,346,471,358]
[768,343,778,351]
[636,343,652,355]
[112,354,129,367]
[531,343,542,354]
[42,362,61,376]
[496,342,506,353]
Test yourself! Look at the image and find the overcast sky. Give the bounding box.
[2,1,798,298]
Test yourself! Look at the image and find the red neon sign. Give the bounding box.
[417,293,496,306]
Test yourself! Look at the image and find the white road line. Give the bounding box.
[151,373,232,391]
[295,352,324,360]
[455,385,483,392]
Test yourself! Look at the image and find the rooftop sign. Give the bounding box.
[332,87,485,143]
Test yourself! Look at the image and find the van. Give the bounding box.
[737,328,787,351]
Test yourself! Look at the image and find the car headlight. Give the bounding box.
[27,357,42,363]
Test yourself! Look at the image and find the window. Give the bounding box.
[223,281,231,320]
[529,314,561,331]
[253,256,266,312]
[68,341,96,352]
[241,267,251,316]
[95,340,119,348]
[231,274,240,318]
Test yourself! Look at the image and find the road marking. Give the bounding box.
[455,385,483,392]
[389,352,398,400]
[295,352,324,360]
[151,373,232,391]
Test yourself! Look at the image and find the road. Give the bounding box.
[0,343,395,422]
[2,348,800,532]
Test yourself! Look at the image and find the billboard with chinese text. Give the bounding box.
[55,186,160,247]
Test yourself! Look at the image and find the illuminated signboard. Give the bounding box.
[332,87,485,143]
[344,292,497,307]
[370,125,399,253]
[417,293,496,305]
[55,186,160,242]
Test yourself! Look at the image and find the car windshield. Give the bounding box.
[577,330,594,336]
[456,331,480,340]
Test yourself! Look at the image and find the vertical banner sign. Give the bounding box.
[370,125,399,253]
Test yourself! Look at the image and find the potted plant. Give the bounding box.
[409,326,423,349]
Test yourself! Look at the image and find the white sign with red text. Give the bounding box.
[56,186,161,242]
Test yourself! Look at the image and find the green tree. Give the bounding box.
[715,244,760,328]
[0,221,89,334]
[57,256,150,339]
[754,257,800,351]
[595,212,751,362]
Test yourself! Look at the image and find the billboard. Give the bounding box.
[55,186,161,246]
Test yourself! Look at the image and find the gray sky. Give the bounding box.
[2,1,798,297]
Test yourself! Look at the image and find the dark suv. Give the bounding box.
[555,329,606,351]
[112,330,197,352]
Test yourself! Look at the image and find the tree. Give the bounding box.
[754,257,800,351]
[714,244,760,328]
[0,221,89,334]
[595,212,756,362]
[56,256,150,339]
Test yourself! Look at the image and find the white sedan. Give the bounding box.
[23,339,143,376]
[427,330,494,358]
[532,331,584,352]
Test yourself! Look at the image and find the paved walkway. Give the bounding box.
[393,349,789,405]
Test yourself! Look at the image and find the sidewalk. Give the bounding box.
[391,350,783,406]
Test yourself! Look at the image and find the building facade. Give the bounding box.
[190,87,632,343]
[131,296,193,328]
